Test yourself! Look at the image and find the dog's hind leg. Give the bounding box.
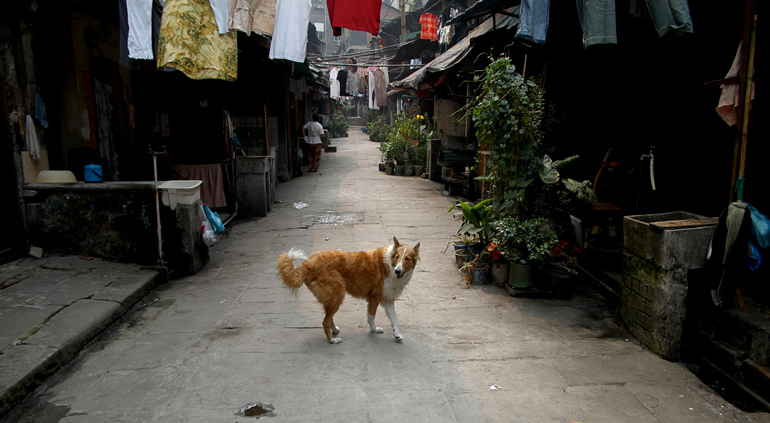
[323,301,343,344]
[331,319,340,335]
[366,300,383,334]
[382,300,403,341]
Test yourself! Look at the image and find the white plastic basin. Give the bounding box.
[159,180,202,210]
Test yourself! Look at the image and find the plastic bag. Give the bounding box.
[747,202,770,249]
[203,205,226,234]
[202,218,217,246]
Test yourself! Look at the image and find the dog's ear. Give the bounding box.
[413,242,420,261]
[393,236,400,248]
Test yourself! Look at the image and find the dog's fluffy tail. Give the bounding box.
[277,248,308,297]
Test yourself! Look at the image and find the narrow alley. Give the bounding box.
[2,128,766,423]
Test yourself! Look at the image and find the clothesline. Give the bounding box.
[312,62,425,68]
[307,45,403,61]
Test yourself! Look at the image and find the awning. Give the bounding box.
[446,0,520,25]
[391,7,519,91]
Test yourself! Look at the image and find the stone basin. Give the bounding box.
[624,211,719,270]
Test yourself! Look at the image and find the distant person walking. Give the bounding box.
[303,114,324,172]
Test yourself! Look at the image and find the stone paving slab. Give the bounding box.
[0,257,162,417]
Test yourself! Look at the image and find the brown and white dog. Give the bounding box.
[276,237,420,344]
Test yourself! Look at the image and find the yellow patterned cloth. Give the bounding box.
[158,0,238,81]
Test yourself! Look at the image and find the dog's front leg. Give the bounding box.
[367,300,383,334]
[382,300,403,341]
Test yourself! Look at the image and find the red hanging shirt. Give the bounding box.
[419,13,438,41]
[327,0,382,36]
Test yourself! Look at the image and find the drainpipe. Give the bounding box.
[150,146,166,266]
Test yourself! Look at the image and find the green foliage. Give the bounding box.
[464,55,595,222]
[339,104,356,117]
[412,141,427,167]
[446,198,494,245]
[366,115,390,141]
[329,111,349,137]
[388,113,425,144]
[492,216,558,264]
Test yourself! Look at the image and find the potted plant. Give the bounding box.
[459,249,489,286]
[457,55,596,295]
[329,110,349,138]
[485,242,509,287]
[413,141,427,177]
[491,216,558,292]
[446,198,494,251]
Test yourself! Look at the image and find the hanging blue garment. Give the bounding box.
[575,0,617,48]
[34,93,48,129]
[515,0,550,47]
[645,0,694,37]
[747,202,770,249]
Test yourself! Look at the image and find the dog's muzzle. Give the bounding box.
[395,267,403,278]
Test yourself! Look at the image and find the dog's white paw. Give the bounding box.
[329,337,342,344]
[372,327,383,333]
[394,334,404,342]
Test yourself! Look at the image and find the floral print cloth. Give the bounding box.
[158,0,238,81]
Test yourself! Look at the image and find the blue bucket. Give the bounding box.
[84,163,103,183]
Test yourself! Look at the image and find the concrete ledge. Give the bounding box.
[0,345,60,417]
[24,299,124,364]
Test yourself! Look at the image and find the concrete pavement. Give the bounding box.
[0,256,164,417]
[2,126,769,422]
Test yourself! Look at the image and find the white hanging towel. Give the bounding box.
[25,115,41,162]
[126,0,154,59]
[268,0,311,63]
[209,0,230,34]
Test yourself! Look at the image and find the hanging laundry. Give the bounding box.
[347,70,360,95]
[209,0,230,34]
[25,115,41,162]
[121,0,164,68]
[126,0,153,59]
[374,68,387,108]
[34,93,48,129]
[337,69,348,96]
[229,0,276,36]
[576,0,617,48]
[327,0,382,36]
[419,13,438,41]
[717,42,755,127]
[439,25,454,46]
[368,69,377,110]
[515,0,550,47]
[158,0,238,81]
[329,67,340,99]
[645,0,693,37]
[288,75,308,99]
[269,0,311,63]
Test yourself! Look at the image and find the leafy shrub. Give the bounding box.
[329,111,349,137]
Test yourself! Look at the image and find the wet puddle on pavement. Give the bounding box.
[235,402,275,418]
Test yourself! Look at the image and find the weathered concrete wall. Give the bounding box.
[621,212,717,360]
[22,182,208,274]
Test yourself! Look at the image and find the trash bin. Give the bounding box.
[236,156,271,218]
